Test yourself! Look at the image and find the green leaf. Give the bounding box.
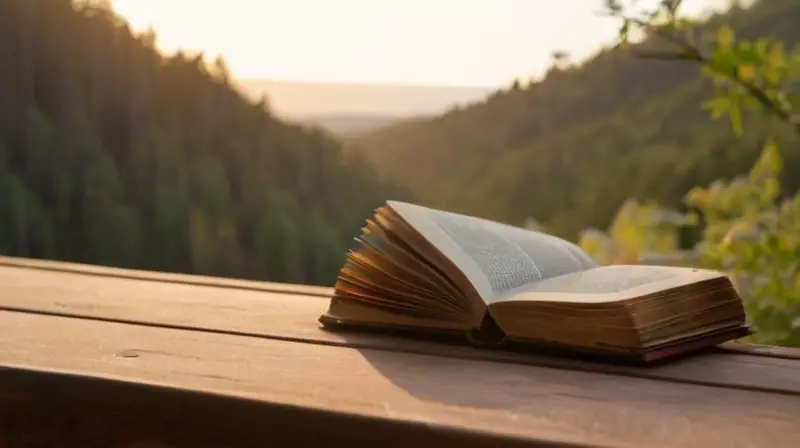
[717,25,735,50]
[707,50,741,80]
[703,96,730,119]
[767,41,786,69]
[619,20,631,44]
[737,64,756,82]
[749,139,783,182]
[762,177,781,203]
[787,47,800,80]
[605,0,623,14]
[754,38,770,57]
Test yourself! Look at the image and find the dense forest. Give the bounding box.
[0,0,409,286]
[353,0,800,240]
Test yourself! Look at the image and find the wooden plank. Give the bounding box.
[0,255,332,297]
[718,342,800,360]
[1,262,799,396]
[1,309,799,448]
[6,256,798,360]
[0,367,553,448]
[4,254,797,364]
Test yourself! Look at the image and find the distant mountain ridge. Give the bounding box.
[297,114,412,137]
[351,0,800,239]
[0,0,411,287]
[237,79,493,119]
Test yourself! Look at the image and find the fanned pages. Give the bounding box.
[320,201,751,363]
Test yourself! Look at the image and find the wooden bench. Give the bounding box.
[1,255,799,447]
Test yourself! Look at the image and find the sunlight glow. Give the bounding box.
[112,0,731,86]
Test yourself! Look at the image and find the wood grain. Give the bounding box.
[1,263,799,396]
[1,309,799,448]
[0,367,561,448]
[0,255,332,297]
[719,342,800,360]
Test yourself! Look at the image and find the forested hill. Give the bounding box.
[0,0,409,286]
[353,0,800,239]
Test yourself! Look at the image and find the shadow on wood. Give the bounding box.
[2,256,800,448]
[0,367,567,448]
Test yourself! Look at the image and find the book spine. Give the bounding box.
[465,312,507,347]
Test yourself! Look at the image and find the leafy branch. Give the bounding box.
[603,0,800,136]
[584,1,800,346]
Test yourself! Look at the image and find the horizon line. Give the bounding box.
[235,78,501,90]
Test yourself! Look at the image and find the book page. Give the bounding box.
[497,265,722,304]
[387,201,598,304]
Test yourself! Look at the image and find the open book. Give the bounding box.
[319,201,751,363]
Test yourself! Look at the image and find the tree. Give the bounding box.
[593,0,800,346]
[352,0,800,240]
[604,0,799,136]
[0,0,408,286]
[550,50,571,70]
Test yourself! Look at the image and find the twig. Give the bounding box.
[620,16,800,134]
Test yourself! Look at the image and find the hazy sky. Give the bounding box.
[112,0,730,87]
